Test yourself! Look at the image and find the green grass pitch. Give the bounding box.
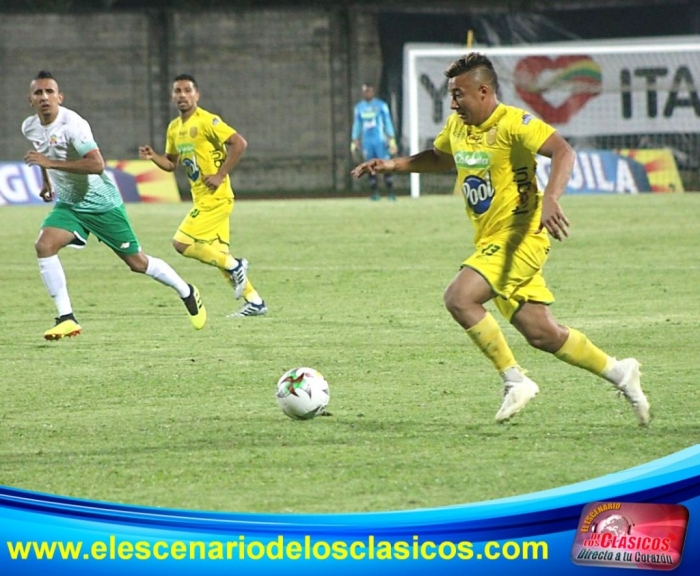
[0,193,698,513]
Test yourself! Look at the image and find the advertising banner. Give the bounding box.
[535,148,683,194]
[0,161,180,206]
[405,43,700,146]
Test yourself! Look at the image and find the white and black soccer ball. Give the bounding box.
[276,367,330,420]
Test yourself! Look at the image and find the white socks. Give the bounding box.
[39,255,192,317]
[502,358,624,386]
[246,291,264,305]
[145,255,190,298]
[38,255,72,317]
[501,366,525,383]
[601,357,625,386]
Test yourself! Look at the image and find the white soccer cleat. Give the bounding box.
[615,358,651,426]
[229,258,249,300]
[495,376,540,423]
[227,300,268,318]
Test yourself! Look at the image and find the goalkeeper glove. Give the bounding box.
[350,140,363,162]
[388,138,398,156]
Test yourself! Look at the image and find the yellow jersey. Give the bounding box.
[434,103,555,243]
[165,107,237,203]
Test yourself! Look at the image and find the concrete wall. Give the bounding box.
[2,14,151,164]
[0,9,382,194]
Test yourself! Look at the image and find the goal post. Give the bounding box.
[403,38,700,197]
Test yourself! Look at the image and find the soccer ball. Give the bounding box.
[276,367,330,420]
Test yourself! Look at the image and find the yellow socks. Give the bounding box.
[218,270,263,304]
[467,315,614,383]
[466,313,517,372]
[242,281,261,303]
[554,328,610,376]
[182,243,264,305]
[182,242,236,270]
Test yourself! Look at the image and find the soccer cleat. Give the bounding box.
[388,192,397,201]
[182,284,206,330]
[229,258,249,300]
[44,316,81,341]
[615,358,651,426]
[370,192,381,201]
[227,300,268,318]
[495,376,540,422]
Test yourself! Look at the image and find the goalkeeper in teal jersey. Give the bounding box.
[351,83,398,201]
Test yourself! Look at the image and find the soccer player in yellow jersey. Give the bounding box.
[352,53,650,426]
[139,74,266,317]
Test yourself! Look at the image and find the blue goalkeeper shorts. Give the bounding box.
[362,138,390,161]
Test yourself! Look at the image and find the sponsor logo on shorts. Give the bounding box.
[120,242,131,249]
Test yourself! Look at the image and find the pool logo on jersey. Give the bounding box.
[182,158,200,182]
[462,173,494,215]
[514,55,602,124]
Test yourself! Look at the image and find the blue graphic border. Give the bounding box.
[2,445,699,575]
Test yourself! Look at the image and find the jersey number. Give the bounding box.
[480,243,501,256]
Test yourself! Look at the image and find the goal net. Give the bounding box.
[403,37,700,197]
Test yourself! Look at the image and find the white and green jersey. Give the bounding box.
[21,106,123,213]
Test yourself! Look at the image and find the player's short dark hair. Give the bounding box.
[174,73,198,89]
[35,70,56,81]
[445,52,499,93]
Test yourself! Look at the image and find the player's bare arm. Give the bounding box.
[24,148,105,175]
[351,148,454,178]
[537,132,575,242]
[139,145,179,172]
[39,166,53,202]
[202,132,247,191]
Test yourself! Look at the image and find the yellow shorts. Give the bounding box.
[463,229,554,322]
[173,196,234,251]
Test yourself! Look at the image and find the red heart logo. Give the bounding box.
[514,56,602,124]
